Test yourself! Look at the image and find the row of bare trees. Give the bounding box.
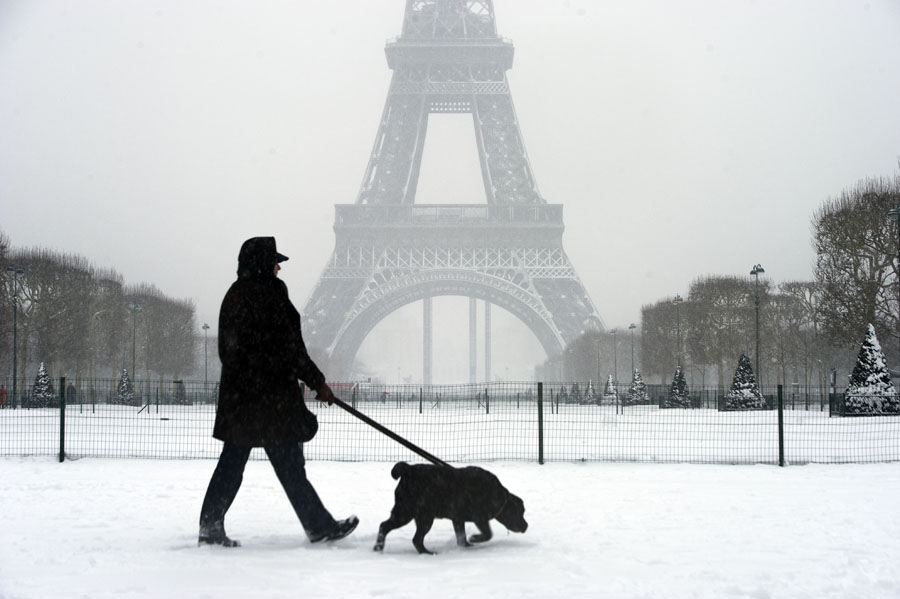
[637,278,847,389]
[1,240,198,387]
[543,169,900,390]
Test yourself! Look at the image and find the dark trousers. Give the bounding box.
[199,442,335,539]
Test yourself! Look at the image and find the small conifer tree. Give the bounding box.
[31,362,55,408]
[725,353,767,409]
[603,374,617,404]
[666,365,692,408]
[569,381,582,404]
[626,369,649,405]
[845,324,900,414]
[116,369,134,405]
[584,379,597,405]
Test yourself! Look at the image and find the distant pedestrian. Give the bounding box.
[198,236,357,547]
[66,383,76,405]
[0,385,6,408]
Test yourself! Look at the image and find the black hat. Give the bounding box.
[238,237,289,275]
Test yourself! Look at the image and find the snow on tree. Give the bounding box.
[666,365,692,408]
[626,369,649,405]
[724,353,767,410]
[569,382,582,404]
[116,369,134,405]
[31,362,55,408]
[845,324,900,415]
[603,374,617,404]
[584,379,597,405]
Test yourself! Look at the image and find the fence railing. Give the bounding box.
[1,378,898,465]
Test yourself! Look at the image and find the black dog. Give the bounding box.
[373,462,528,554]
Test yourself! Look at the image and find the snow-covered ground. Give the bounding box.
[1,457,898,599]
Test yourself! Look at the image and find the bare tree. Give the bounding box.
[685,275,762,387]
[0,229,12,368]
[0,241,197,383]
[640,298,679,382]
[813,173,900,367]
[126,283,197,381]
[89,269,127,379]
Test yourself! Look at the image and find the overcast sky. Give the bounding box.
[2,0,899,382]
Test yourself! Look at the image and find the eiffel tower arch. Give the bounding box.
[303,0,603,380]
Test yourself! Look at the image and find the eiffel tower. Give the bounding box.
[302,0,603,381]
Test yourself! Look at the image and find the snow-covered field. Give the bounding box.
[1,457,899,599]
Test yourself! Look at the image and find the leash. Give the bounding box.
[330,397,452,468]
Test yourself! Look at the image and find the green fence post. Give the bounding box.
[777,384,785,467]
[537,382,544,465]
[58,376,66,463]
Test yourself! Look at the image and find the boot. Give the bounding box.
[199,523,240,547]
[309,515,359,543]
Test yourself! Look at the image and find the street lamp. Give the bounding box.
[888,205,900,369]
[628,323,636,374]
[128,301,141,378]
[201,323,210,393]
[6,266,25,405]
[672,294,683,368]
[750,264,765,382]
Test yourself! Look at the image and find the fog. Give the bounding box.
[2,0,899,382]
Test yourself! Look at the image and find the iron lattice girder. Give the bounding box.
[358,2,536,206]
[302,209,603,373]
[325,246,575,277]
[302,1,604,377]
[401,0,497,40]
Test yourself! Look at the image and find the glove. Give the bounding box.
[315,383,335,405]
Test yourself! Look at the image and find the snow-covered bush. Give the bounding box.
[845,324,900,415]
[602,374,617,404]
[569,381,582,404]
[584,380,597,405]
[665,365,692,408]
[724,353,767,410]
[625,369,649,405]
[115,369,135,405]
[29,362,55,408]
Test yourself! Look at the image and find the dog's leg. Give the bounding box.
[453,520,471,548]
[412,516,436,555]
[373,510,413,552]
[469,520,493,544]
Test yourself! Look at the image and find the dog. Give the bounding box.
[373,462,528,554]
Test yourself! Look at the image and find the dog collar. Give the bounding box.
[492,493,509,520]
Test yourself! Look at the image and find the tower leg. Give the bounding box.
[484,302,492,382]
[423,297,433,385]
[469,297,477,384]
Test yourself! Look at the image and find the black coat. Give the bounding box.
[213,243,325,447]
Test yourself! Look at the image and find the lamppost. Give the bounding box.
[128,301,141,378]
[672,294,683,368]
[628,323,636,374]
[887,204,900,369]
[750,264,765,381]
[201,323,210,393]
[6,266,25,405]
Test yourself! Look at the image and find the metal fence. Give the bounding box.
[1,378,898,465]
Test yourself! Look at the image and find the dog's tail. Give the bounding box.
[391,461,411,480]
